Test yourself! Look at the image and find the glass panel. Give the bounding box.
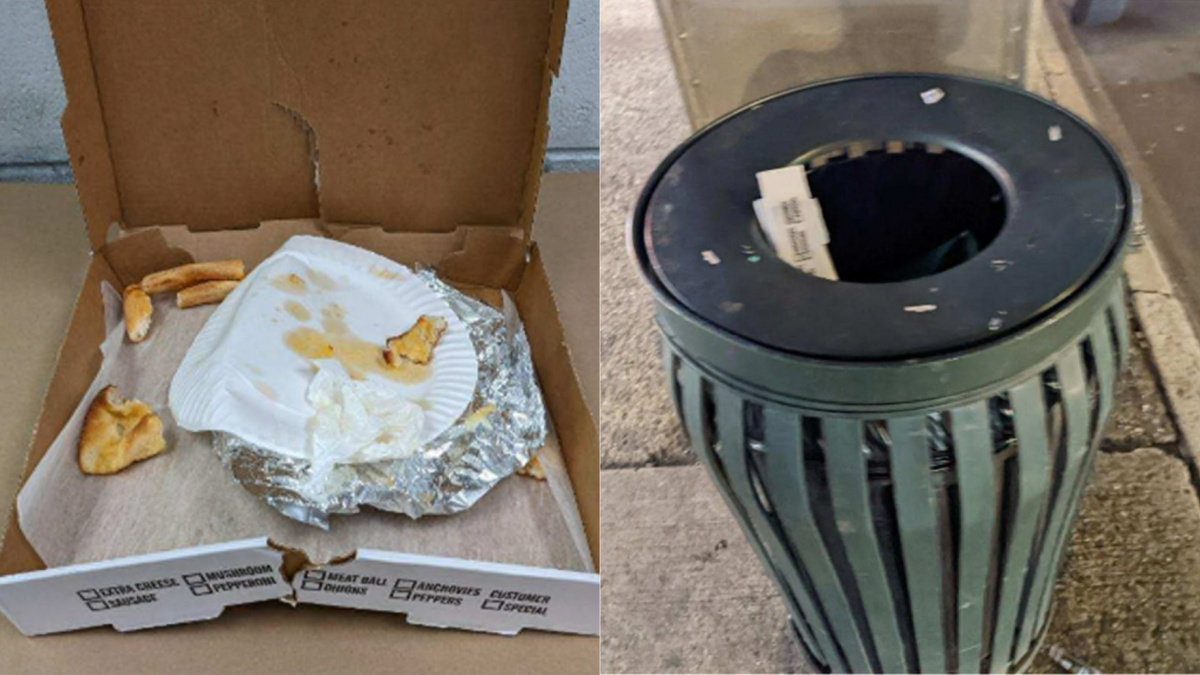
[656,0,1032,126]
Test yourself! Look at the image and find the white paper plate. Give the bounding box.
[170,236,479,460]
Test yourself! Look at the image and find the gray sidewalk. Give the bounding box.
[599,1,1200,672]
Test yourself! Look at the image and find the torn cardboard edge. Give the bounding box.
[0,538,599,637]
[272,103,324,221]
[47,0,571,252]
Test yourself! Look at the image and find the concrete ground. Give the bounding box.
[599,0,1200,672]
[1068,0,1200,333]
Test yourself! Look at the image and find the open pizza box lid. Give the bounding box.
[0,0,599,665]
[59,0,564,251]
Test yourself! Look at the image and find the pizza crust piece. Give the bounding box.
[383,315,448,366]
[78,385,166,475]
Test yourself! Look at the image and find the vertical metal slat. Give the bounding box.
[950,401,996,674]
[824,418,911,673]
[1035,318,1120,640]
[1026,320,1119,646]
[1092,312,1118,428]
[762,407,873,673]
[713,387,844,671]
[888,416,948,673]
[676,366,830,668]
[1023,351,1090,639]
[992,380,1051,671]
[1034,349,1093,635]
[661,338,682,421]
[1111,280,1131,368]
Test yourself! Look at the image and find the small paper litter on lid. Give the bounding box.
[904,304,938,314]
[1048,125,1063,142]
[701,250,721,266]
[921,88,946,105]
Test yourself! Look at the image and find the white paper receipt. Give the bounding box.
[754,166,839,280]
[170,236,479,463]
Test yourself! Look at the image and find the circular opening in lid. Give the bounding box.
[795,142,1007,283]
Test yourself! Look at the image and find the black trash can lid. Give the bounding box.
[635,74,1131,362]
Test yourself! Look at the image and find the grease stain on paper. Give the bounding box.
[283,326,429,385]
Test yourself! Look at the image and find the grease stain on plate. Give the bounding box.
[283,326,430,385]
[307,269,338,291]
[320,303,349,335]
[271,273,308,295]
[253,381,279,401]
[283,300,311,322]
[369,266,404,281]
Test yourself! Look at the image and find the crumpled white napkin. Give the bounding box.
[305,361,425,488]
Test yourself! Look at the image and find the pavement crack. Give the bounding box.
[1097,443,1200,506]
[1132,288,1174,298]
[1150,442,1200,509]
[602,456,698,471]
[1129,301,1200,500]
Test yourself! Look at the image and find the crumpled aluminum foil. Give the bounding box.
[214,269,547,528]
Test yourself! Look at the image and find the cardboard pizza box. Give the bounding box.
[0,1,598,672]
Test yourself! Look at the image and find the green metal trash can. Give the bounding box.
[631,74,1132,673]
